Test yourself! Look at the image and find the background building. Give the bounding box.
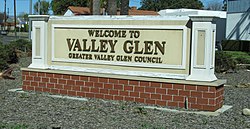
[226,0,250,41]
[159,9,226,50]
[225,0,250,51]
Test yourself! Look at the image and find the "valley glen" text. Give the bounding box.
[66,29,167,64]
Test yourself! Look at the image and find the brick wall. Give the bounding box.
[22,70,224,111]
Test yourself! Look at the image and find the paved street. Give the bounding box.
[0,32,29,43]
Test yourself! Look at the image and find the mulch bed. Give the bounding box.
[0,57,249,128]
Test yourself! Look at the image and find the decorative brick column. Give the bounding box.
[22,69,224,111]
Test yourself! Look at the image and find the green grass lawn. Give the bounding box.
[215,51,250,72]
[223,51,250,64]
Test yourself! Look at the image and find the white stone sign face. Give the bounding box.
[29,16,217,82]
[52,26,187,69]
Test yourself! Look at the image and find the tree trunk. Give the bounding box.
[92,0,100,15]
[120,0,129,15]
[107,0,117,15]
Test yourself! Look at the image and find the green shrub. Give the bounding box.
[9,39,31,51]
[5,44,19,64]
[215,51,237,73]
[19,24,29,32]
[0,39,31,71]
[6,39,31,63]
[24,24,29,32]
[236,56,250,64]
[0,43,9,70]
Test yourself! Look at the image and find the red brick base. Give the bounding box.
[22,70,224,111]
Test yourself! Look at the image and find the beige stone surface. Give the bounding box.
[45,18,192,76]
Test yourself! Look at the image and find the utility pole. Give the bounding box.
[14,0,17,37]
[29,0,32,40]
[4,0,7,23]
[29,0,32,14]
[7,8,9,18]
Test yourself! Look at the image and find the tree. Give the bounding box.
[34,1,50,15]
[107,0,117,15]
[0,13,4,23]
[222,0,227,11]
[51,0,88,15]
[19,12,29,22]
[98,0,122,15]
[140,0,204,11]
[120,0,129,15]
[207,0,223,11]
[92,0,101,15]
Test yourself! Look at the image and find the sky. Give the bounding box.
[0,0,224,16]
